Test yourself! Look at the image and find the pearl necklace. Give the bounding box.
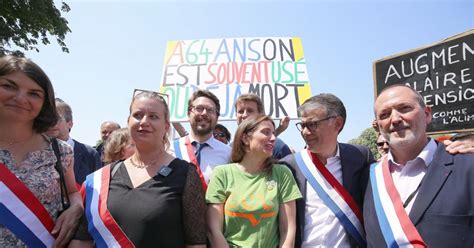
[129,156,158,169]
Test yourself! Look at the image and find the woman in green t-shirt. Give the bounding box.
[206,115,302,248]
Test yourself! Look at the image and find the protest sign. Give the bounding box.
[373,29,474,134]
[159,37,312,122]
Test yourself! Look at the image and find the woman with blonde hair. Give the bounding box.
[206,115,302,247]
[103,128,135,163]
[71,89,206,247]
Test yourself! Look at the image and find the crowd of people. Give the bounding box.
[1,54,473,248]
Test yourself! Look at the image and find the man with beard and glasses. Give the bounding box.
[172,90,231,190]
[364,85,474,248]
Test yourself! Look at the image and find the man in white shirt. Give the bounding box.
[281,93,374,247]
[172,90,231,188]
[364,85,474,247]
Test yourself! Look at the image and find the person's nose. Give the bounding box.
[201,109,210,116]
[140,115,150,125]
[270,133,276,143]
[13,90,29,103]
[242,110,251,119]
[390,110,403,124]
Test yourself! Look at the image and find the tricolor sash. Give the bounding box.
[0,162,55,247]
[84,165,135,248]
[370,156,427,247]
[294,150,366,247]
[173,136,207,190]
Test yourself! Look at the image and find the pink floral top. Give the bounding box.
[0,135,73,247]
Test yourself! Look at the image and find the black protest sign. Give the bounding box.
[373,29,474,134]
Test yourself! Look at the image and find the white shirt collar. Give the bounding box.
[325,144,340,164]
[388,138,437,168]
[66,136,75,149]
[187,134,218,149]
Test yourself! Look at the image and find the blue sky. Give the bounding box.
[22,0,473,150]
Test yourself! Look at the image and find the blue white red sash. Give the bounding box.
[173,136,207,190]
[0,162,55,247]
[84,165,135,248]
[370,156,426,247]
[294,149,366,247]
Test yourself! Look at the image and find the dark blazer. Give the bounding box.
[73,139,102,184]
[363,143,474,248]
[281,143,375,247]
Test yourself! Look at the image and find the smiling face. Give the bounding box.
[300,107,341,154]
[0,71,45,125]
[243,120,276,159]
[188,96,218,136]
[128,97,170,148]
[374,86,431,151]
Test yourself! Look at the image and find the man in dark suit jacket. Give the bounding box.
[281,93,375,247]
[365,85,474,247]
[46,98,102,185]
[72,139,102,184]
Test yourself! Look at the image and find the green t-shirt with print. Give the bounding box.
[206,163,302,248]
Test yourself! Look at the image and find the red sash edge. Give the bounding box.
[308,150,363,222]
[0,162,55,232]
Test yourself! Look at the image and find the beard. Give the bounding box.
[382,125,417,149]
[191,117,215,136]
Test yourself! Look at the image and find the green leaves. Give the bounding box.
[348,127,381,159]
[0,0,71,55]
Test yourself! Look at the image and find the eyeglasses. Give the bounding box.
[376,141,389,147]
[213,132,226,138]
[295,116,336,132]
[189,105,218,115]
[133,89,169,103]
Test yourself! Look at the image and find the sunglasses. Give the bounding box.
[213,132,226,138]
[376,141,389,147]
[133,89,169,103]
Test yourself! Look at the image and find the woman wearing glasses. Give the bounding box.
[206,115,302,247]
[71,90,206,247]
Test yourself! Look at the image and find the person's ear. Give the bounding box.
[334,116,343,132]
[242,133,250,146]
[424,105,432,124]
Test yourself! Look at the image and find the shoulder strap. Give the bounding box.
[110,160,122,177]
[51,138,70,210]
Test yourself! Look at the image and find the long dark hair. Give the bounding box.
[231,114,275,174]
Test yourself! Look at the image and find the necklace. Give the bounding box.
[0,133,35,146]
[129,155,159,169]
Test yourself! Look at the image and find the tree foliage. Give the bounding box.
[348,127,381,159]
[0,0,71,55]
